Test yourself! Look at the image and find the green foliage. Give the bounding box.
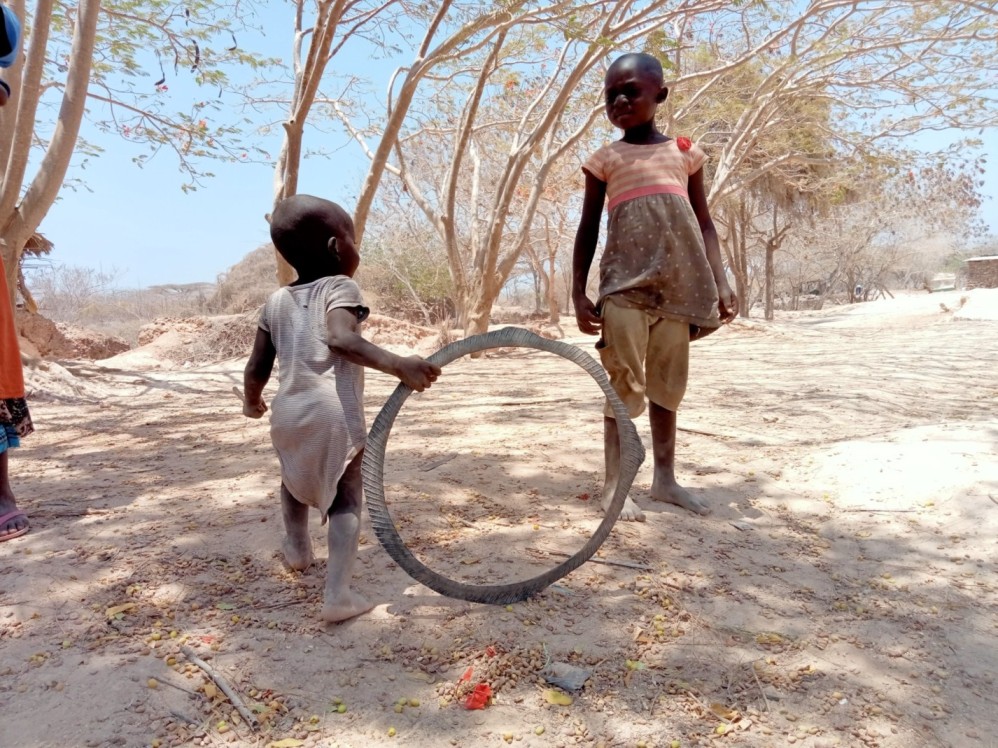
[359,237,454,325]
[24,0,277,191]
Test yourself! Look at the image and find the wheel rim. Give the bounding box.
[362,326,646,605]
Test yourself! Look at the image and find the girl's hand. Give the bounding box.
[718,285,738,323]
[396,356,441,392]
[574,295,602,335]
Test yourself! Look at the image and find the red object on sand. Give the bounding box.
[463,683,492,710]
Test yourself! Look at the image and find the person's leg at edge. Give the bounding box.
[321,450,374,623]
[602,416,645,522]
[648,402,709,515]
[0,449,29,538]
[280,483,314,570]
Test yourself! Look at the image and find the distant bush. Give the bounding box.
[25,264,216,345]
[209,244,279,314]
[359,239,454,325]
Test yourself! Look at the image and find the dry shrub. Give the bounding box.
[363,313,441,352]
[211,244,279,314]
[137,314,260,366]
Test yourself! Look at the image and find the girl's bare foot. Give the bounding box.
[321,589,374,623]
[602,494,646,522]
[651,480,710,515]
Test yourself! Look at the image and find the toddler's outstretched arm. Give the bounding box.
[242,328,275,418]
[327,308,440,392]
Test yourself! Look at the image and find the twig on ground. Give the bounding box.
[843,508,918,513]
[181,646,258,730]
[678,426,729,438]
[151,674,198,697]
[169,709,200,725]
[497,397,573,406]
[684,688,733,724]
[421,453,457,472]
[253,599,305,610]
[533,548,654,571]
[750,660,771,712]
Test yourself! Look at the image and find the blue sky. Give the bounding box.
[27,8,998,289]
[31,7,388,289]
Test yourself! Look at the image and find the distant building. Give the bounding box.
[965,256,998,289]
[926,273,955,292]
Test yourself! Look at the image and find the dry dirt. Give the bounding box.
[1,290,997,748]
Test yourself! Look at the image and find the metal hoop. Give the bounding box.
[362,326,645,604]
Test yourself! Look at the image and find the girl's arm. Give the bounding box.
[688,169,738,322]
[572,171,608,335]
[326,307,440,391]
[243,328,276,418]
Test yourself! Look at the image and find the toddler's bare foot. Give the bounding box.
[321,590,374,623]
[282,534,314,571]
[651,481,710,516]
[602,495,646,522]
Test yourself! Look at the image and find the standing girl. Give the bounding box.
[573,52,738,522]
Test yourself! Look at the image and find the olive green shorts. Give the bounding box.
[596,296,689,418]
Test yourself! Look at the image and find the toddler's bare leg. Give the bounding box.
[648,403,709,515]
[602,417,646,522]
[280,484,314,570]
[321,451,374,623]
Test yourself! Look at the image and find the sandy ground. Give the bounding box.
[1,289,996,748]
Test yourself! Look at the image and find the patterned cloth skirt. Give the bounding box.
[0,397,33,452]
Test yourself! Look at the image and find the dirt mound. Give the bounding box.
[104,314,259,369]
[21,358,110,401]
[103,312,444,370]
[55,322,130,360]
[364,313,446,355]
[210,244,279,313]
[14,311,132,361]
[15,309,75,358]
[96,311,441,369]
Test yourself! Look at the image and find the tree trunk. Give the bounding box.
[546,254,560,325]
[731,218,750,319]
[462,273,503,352]
[464,295,490,339]
[764,243,775,321]
[2,0,100,308]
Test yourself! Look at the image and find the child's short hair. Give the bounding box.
[609,52,664,85]
[269,194,352,272]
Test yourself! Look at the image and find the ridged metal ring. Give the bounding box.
[362,326,645,604]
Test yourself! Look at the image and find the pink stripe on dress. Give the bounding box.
[608,184,688,211]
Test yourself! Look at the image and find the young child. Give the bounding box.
[242,194,440,622]
[572,52,738,522]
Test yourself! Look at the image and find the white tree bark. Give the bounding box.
[1,0,101,304]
